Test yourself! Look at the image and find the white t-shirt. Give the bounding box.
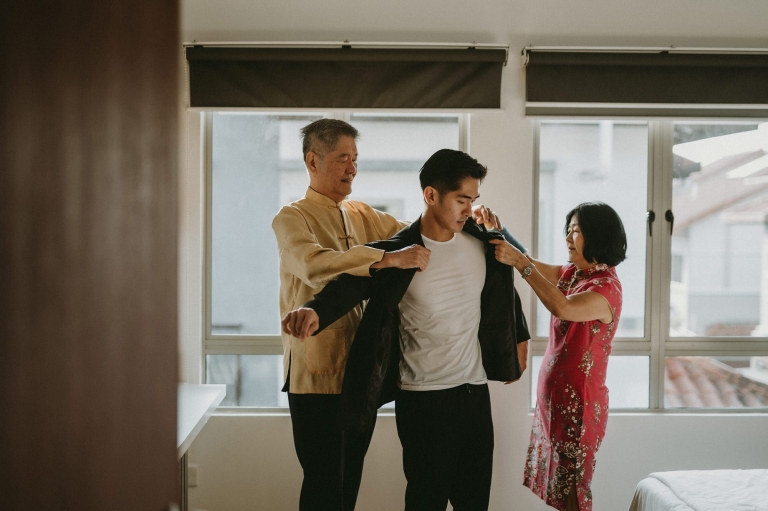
[397,231,488,391]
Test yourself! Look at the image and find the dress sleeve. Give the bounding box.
[272,206,385,288]
[582,275,623,322]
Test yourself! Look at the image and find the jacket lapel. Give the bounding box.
[462,218,504,243]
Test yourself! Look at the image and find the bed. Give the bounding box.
[628,469,768,511]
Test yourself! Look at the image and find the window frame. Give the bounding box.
[530,119,768,413]
[201,111,469,411]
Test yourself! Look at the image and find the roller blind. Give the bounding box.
[525,51,768,117]
[186,46,506,109]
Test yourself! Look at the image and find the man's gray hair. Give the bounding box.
[301,119,359,159]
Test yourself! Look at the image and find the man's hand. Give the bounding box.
[517,340,528,374]
[504,340,529,384]
[371,244,431,271]
[281,307,320,340]
[472,204,502,230]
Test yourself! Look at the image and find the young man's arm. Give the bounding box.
[309,237,420,322]
[283,236,417,339]
[282,272,374,340]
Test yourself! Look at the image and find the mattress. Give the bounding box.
[628,469,768,511]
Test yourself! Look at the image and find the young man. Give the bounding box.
[272,121,505,511]
[282,149,531,511]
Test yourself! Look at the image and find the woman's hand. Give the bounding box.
[489,239,528,269]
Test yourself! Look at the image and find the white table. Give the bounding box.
[177,384,226,511]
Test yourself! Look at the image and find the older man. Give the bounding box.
[272,119,504,511]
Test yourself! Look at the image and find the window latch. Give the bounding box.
[647,210,656,237]
[665,210,675,235]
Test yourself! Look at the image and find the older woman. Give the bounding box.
[490,202,626,511]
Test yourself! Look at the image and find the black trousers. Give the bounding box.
[396,383,494,511]
[288,393,376,511]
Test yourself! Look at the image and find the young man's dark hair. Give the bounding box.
[419,149,488,194]
[564,201,627,267]
[300,119,359,159]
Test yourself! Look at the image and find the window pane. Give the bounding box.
[670,123,768,337]
[211,113,322,335]
[665,356,768,408]
[206,355,288,407]
[537,121,648,338]
[531,355,650,409]
[211,113,460,336]
[349,114,460,220]
[209,113,461,405]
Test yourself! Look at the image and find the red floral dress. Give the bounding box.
[523,263,622,511]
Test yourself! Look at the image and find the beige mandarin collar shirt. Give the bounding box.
[272,187,405,394]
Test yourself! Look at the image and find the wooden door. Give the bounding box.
[0,2,180,509]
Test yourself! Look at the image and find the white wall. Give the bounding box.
[188,407,768,511]
[179,1,768,510]
[179,110,203,384]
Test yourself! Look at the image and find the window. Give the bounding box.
[670,123,766,338]
[536,121,648,339]
[530,355,650,409]
[204,112,464,408]
[533,120,768,411]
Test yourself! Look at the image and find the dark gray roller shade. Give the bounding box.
[186,47,506,109]
[526,51,768,117]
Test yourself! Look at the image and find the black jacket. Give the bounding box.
[305,217,530,431]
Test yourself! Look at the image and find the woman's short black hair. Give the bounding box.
[564,202,627,267]
[419,149,487,194]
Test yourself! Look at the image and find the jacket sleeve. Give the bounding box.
[513,284,531,343]
[272,206,385,288]
[303,273,374,333]
[303,237,407,332]
[501,226,529,255]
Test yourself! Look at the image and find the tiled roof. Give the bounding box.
[665,357,768,408]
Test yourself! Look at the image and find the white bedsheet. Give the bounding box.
[628,469,768,511]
